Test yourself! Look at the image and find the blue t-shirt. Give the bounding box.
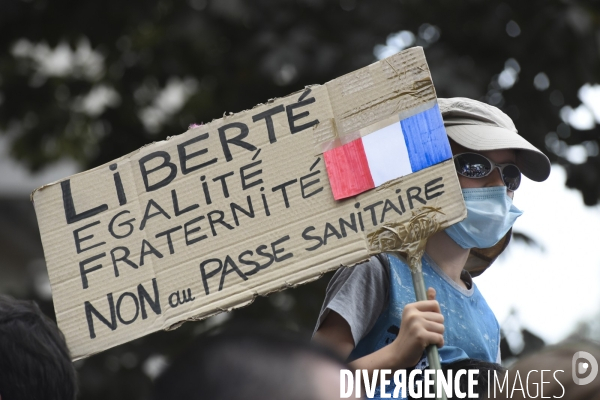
[349,253,500,399]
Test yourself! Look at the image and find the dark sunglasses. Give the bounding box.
[453,152,522,191]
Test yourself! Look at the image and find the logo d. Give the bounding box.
[572,351,599,385]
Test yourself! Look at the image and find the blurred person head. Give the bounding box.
[496,341,600,400]
[154,326,352,400]
[441,358,505,399]
[407,358,505,399]
[0,295,77,400]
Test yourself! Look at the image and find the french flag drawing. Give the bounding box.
[324,104,452,200]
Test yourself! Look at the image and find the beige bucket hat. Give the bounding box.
[438,97,551,276]
[438,97,551,182]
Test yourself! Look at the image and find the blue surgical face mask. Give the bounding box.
[445,186,523,249]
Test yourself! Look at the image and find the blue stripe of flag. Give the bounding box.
[400,103,452,173]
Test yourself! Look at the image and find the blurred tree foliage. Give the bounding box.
[1,0,600,202]
[1,0,599,399]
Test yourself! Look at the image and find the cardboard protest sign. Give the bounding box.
[32,46,466,360]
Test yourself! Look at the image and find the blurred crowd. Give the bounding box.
[2,293,600,400]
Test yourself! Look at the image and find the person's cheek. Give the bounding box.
[457,175,478,189]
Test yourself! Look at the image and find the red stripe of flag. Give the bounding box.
[323,139,375,200]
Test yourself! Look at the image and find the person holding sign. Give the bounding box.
[312,97,551,398]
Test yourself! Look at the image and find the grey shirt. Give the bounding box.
[313,255,391,346]
[313,254,475,347]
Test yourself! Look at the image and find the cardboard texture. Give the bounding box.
[32,47,467,360]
